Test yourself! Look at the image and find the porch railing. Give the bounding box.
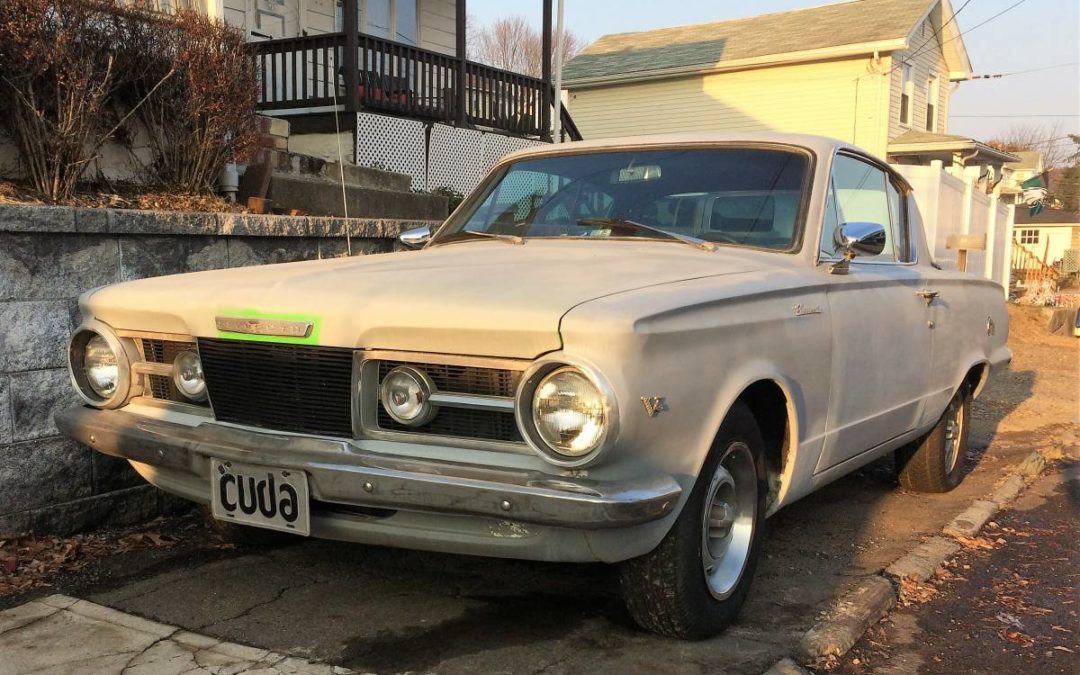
[253,32,582,141]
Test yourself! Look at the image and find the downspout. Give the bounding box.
[552,0,566,143]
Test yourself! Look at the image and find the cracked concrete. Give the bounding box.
[0,595,352,675]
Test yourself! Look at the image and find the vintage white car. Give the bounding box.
[57,133,1010,639]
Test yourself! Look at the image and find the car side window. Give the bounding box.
[820,155,898,263]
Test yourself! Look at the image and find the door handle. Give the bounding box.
[916,289,939,305]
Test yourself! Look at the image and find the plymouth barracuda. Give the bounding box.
[56,132,1010,639]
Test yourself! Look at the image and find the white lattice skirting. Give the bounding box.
[355,112,545,194]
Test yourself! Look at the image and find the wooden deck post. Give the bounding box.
[540,0,553,141]
[456,0,467,125]
[343,0,360,112]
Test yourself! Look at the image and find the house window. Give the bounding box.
[336,0,418,45]
[899,63,913,127]
[1019,229,1039,245]
[926,75,939,132]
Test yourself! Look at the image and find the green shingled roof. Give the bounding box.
[564,0,935,85]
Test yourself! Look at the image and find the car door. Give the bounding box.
[816,153,932,472]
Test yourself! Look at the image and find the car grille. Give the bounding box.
[374,360,523,443]
[198,339,354,437]
[140,338,207,406]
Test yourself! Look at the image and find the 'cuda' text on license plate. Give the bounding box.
[210,459,311,536]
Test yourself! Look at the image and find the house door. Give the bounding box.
[816,153,932,472]
[251,0,301,39]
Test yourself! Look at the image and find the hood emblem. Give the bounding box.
[641,396,667,418]
[216,316,313,338]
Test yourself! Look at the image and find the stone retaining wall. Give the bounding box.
[0,203,434,537]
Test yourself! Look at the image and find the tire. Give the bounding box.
[618,402,768,640]
[896,385,972,493]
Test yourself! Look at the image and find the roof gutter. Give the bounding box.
[564,38,909,88]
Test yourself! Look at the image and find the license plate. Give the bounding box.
[210,459,310,536]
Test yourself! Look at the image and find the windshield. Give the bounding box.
[434,147,810,251]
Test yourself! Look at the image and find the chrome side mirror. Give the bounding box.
[828,222,887,274]
[835,221,887,257]
[399,226,432,249]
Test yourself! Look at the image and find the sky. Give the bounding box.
[467,0,1080,144]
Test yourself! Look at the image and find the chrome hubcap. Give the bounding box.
[701,441,757,600]
[943,397,965,473]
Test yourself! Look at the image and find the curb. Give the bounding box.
[763,447,1056,673]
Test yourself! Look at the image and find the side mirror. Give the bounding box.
[399,226,432,249]
[828,222,886,274]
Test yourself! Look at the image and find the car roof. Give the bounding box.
[501,132,858,162]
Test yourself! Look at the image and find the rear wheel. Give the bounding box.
[618,402,767,639]
[896,385,971,493]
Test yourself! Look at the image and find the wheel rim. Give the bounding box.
[700,441,757,600]
[943,395,966,473]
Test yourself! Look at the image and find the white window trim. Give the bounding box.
[926,74,939,132]
[337,0,418,45]
[899,63,914,128]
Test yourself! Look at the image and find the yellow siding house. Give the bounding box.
[564,0,1010,166]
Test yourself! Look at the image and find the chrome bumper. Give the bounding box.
[56,406,681,530]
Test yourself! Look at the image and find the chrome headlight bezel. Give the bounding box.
[172,350,208,402]
[379,365,438,426]
[67,322,134,409]
[516,359,619,468]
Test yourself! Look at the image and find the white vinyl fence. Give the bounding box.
[894,161,1015,298]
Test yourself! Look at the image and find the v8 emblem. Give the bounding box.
[641,396,667,418]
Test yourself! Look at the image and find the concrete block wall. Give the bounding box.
[0,204,437,537]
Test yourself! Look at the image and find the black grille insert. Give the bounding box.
[198,339,354,437]
[375,360,523,443]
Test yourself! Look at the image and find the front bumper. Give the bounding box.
[56,406,681,533]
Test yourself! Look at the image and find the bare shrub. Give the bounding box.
[0,1,259,201]
[0,0,127,202]
[116,10,260,194]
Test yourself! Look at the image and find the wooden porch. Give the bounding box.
[252,0,581,142]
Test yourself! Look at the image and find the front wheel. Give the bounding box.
[618,402,767,639]
[895,385,972,493]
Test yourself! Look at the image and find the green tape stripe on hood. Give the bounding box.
[214,308,322,345]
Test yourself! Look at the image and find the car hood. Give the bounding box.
[84,240,765,358]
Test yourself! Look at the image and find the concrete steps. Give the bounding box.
[240,142,447,220]
[267,175,447,220]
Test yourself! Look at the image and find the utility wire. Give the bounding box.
[968,62,1080,79]
[899,0,974,68]
[952,113,1079,117]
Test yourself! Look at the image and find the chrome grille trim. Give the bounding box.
[355,350,530,451]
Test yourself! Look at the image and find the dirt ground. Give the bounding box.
[0,305,1077,675]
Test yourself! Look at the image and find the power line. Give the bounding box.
[952,113,1079,118]
[938,0,1032,51]
[901,0,974,68]
[969,62,1080,79]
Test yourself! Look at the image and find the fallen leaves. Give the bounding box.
[0,179,246,214]
[0,513,225,598]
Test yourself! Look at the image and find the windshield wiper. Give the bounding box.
[576,218,722,252]
[438,229,525,246]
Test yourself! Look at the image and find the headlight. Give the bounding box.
[528,366,611,460]
[84,334,119,398]
[380,366,436,426]
[173,351,207,402]
[68,324,132,408]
